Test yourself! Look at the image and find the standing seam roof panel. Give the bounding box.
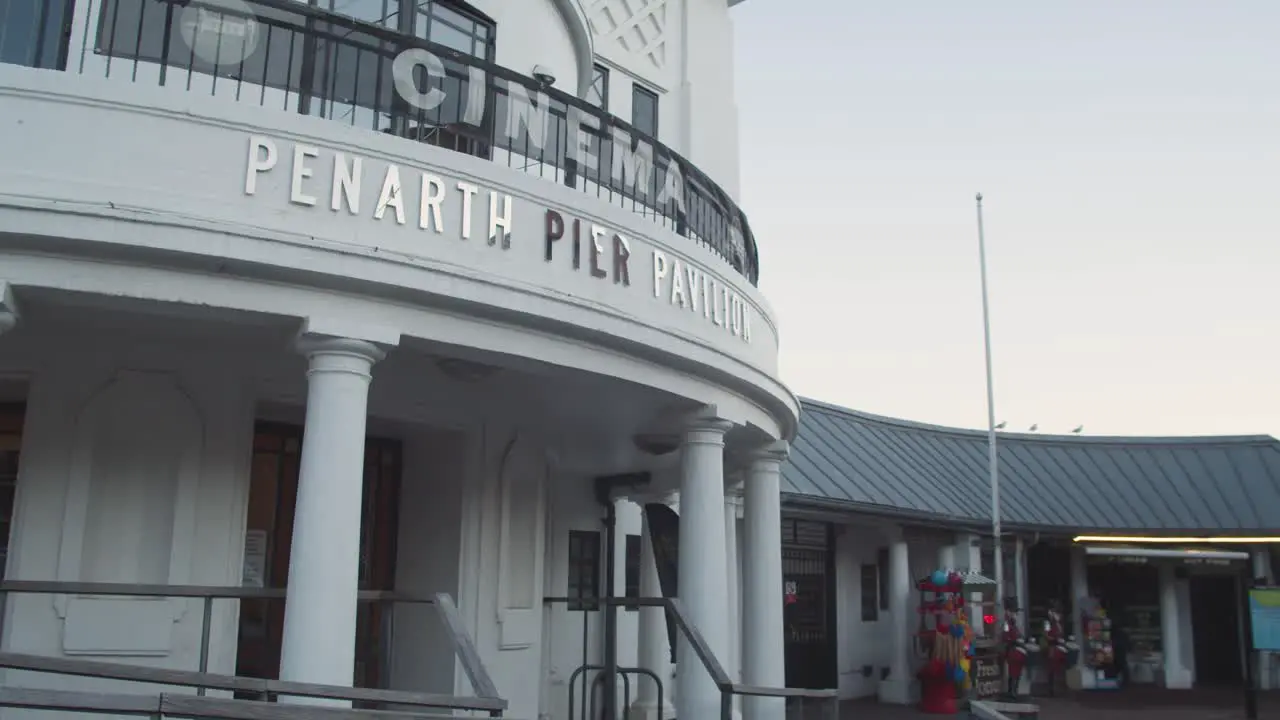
[802,412,902,506]
[784,399,1280,532]
[825,417,941,511]
[858,423,981,517]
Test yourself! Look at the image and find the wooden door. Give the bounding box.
[0,403,25,577]
[782,519,837,690]
[235,422,402,687]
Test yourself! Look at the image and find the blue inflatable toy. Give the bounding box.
[930,570,947,586]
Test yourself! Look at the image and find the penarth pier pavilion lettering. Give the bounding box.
[244,135,515,249]
[652,250,751,344]
[544,209,631,286]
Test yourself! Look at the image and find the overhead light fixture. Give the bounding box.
[1074,535,1280,544]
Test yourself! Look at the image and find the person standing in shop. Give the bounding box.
[1112,624,1130,686]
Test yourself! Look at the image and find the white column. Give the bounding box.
[938,543,955,572]
[1159,564,1192,689]
[278,336,385,697]
[1013,537,1027,630]
[724,487,743,720]
[1013,536,1030,695]
[630,511,675,720]
[959,534,983,634]
[741,441,788,720]
[1254,548,1274,690]
[1066,546,1090,689]
[879,538,913,704]
[675,414,734,720]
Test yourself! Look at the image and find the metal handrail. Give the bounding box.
[0,580,502,712]
[544,595,839,720]
[5,0,761,285]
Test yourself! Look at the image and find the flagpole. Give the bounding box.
[976,193,1004,625]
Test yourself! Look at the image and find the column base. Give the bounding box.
[1162,667,1194,690]
[626,699,676,720]
[877,678,915,704]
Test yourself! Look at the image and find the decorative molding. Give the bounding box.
[495,433,547,650]
[53,370,205,654]
[587,0,668,70]
[551,0,596,98]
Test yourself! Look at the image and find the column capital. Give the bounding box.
[682,409,734,435]
[746,439,789,465]
[681,407,733,445]
[0,282,20,336]
[879,522,906,544]
[296,335,388,365]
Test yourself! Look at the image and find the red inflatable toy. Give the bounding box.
[917,659,958,714]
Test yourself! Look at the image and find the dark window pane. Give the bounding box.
[877,547,890,611]
[588,64,609,110]
[0,404,25,580]
[631,84,658,139]
[0,0,71,69]
[624,534,641,610]
[860,563,878,622]
[568,530,601,611]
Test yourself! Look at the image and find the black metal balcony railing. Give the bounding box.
[5,0,760,285]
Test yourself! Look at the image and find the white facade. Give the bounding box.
[0,1,790,719]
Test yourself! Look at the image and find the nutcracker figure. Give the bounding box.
[1001,599,1026,698]
[1045,603,1069,696]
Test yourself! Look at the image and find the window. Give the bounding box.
[860,563,879,622]
[0,0,74,69]
[631,84,659,139]
[587,64,610,110]
[0,404,24,578]
[568,530,602,611]
[411,1,494,60]
[624,533,641,610]
[877,547,890,611]
[320,0,494,59]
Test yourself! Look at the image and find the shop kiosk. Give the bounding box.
[916,569,996,714]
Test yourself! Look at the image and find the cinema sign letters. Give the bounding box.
[242,134,752,344]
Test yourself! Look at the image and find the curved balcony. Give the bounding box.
[3,0,760,285]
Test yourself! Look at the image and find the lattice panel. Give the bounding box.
[587,0,667,70]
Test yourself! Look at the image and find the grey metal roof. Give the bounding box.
[783,399,1280,533]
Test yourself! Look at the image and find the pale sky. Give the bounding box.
[732,0,1280,440]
